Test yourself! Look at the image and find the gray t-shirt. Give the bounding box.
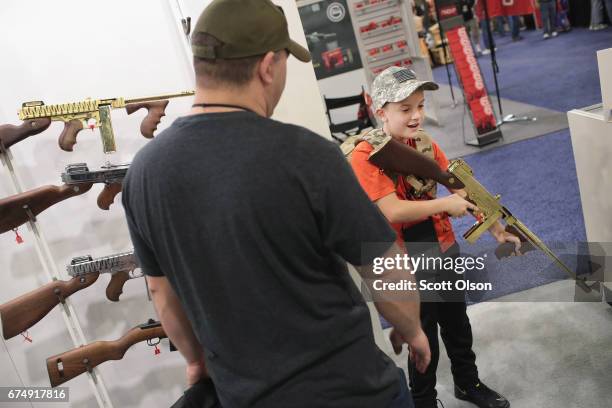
[122,111,399,407]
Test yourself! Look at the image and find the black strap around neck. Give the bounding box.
[191,103,255,114]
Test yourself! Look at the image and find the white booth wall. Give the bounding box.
[0,0,329,407]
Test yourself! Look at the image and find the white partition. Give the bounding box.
[0,0,330,406]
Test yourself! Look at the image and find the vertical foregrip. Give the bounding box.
[96,183,123,210]
[125,100,169,138]
[106,270,131,301]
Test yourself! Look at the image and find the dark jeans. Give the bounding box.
[540,1,557,34]
[388,368,415,408]
[509,15,521,39]
[403,220,479,407]
[480,19,495,50]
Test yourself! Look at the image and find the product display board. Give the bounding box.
[435,0,502,145]
[598,48,612,122]
[299,0,364,80]
[346,0,440,122]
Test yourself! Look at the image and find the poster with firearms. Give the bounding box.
[298,0,363,79]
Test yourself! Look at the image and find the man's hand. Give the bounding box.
[186,356,208,386]
[489,221,522,254]
[389,328,431,373]
[442,193,479,218]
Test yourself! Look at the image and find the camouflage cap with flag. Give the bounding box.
[192,0,311,62]
[371,67,439,111]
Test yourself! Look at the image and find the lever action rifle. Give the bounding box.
[0,162,128,234]
[0,251,141,340]
[46,319,168,387]
[447,159,592,292]
[18,90,194,152]
[0,118,52,151]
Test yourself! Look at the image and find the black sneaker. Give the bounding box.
[454,381,510,408]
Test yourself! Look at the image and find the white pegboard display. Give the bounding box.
[347,0,440,122]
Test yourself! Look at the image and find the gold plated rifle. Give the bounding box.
[447,159,591,292]
[18,90,194,152]
[46,319,166,387]
[0,251,141,340]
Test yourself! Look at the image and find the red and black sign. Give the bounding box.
[435,0,502,145]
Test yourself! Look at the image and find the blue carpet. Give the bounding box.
[440,128,590,302]
[433,27,612,112]
[379,129,589,330]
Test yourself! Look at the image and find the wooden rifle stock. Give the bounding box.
[46,321,166,387]
[0,183,93,234]
[0,274,99,340]
[369,138,465,190]
[125,100,169,138]
[0,118,52,150]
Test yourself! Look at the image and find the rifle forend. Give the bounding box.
[46,319,166,387]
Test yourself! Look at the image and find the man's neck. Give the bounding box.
[190,86,268,117]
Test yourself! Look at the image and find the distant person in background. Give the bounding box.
[556,0,572,32]
[459,0,482,54]
[508,15,523,41]
[537,0,558,39]
[590,0,611,30]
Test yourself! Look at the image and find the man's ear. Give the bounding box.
[257,51,276,86]
[375,107,387,123]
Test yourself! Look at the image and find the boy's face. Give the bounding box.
[377,89,425,141]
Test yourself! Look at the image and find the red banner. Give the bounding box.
[446,27,498,135]
[475,0,534,19]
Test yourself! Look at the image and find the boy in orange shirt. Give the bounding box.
[350,67,518,408]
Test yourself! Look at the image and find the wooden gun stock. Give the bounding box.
[0,183,93,234]
[58,119,85,152]
[96,183,123,210]
[0,274,99,340]
[46,323,166,387]
[0,118,52,150]
[106,270,130,302]
[125,100,169,138]
[369,138,465,190]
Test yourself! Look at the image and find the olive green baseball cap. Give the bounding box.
[192,0,311,62]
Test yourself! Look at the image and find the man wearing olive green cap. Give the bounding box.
[123,1,428,407]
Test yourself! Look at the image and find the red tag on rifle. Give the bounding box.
[154,344,160,355]
[21,331,32,343]
[13,228,23,244]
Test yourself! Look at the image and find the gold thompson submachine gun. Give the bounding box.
[18,90,194,152]
[448,159,592,293]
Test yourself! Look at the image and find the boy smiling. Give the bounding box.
[349,67,517,408]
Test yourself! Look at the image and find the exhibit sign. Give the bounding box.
[435,0,502,145]
[298,0,363,80]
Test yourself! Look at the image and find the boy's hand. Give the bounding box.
[443,193,479,217]
[489,221,522,254]
[390,328,431,373]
